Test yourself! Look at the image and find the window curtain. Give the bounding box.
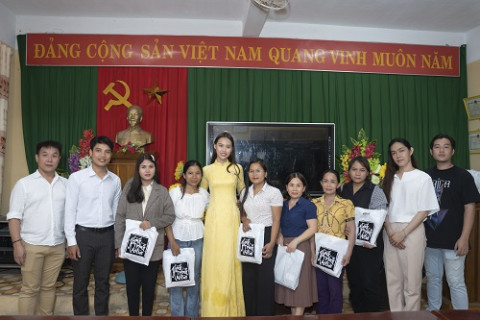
[18,35,97,173]
[0,41,13,201]
[187,45,468,172]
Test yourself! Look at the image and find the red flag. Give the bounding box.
[97,67,188,187]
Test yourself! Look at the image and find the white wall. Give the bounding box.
[0,2,15,47]
[261,21,466,47]
[15,15,243,38]
[12,15,470,55]
[467,26,480,62]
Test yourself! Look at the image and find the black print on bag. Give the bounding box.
[316,246,338,271]
[126,234,149,257]
[170,262,190,282]
[357,221,374,242]
[239,237,255,257]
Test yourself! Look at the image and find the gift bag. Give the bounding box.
[237,223,265,264]
[274,245,304,290]
[120,219,158,266]
[314,233,349,278]
[354,207,387,247]
[162,248,196,288]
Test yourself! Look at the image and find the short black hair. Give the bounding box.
[90,136,114,151]
[430,134,456,151]
[36,140,62,155]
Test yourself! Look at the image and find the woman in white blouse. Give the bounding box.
[239,159,283,316]
[381,138,439,311]
[166,160,209,317]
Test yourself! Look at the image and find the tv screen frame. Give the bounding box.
[206,121,335,197]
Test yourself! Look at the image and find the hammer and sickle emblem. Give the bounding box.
[103,80,132,111]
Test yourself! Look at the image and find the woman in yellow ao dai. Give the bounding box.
[200,132,246,317]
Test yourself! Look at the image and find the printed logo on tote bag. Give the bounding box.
[126,234,149,257]
[316,246,338,271]
[357,221,374,242]
[170,262,190,282]
[239,237,255,257]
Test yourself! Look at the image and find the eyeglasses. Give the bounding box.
[248,169,264,174]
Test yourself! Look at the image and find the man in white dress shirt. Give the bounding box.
[7,141,67,315]
[64,136,121,315]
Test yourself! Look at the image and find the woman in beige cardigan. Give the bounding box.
[115,154,175,316]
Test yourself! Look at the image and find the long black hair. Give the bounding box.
[240,159,268,217]
[382,138,417,203]
[127,154,160,203]
[210,132,241,176]
[180,160,203,199]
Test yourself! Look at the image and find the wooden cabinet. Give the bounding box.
[443,203,480,308]
[0,221,16,268]
[465,204,480,307]
[107,152,159,188]
[107,152,141,188]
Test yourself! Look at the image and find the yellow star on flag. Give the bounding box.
[143,83,169,104]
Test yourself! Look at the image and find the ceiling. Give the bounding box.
[1,0,480,36]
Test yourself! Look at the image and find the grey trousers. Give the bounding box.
[72,226,115,315]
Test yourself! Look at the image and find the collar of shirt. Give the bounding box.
[248,182,267,197]
[315,194,342,206]
[87,165,114,180]
[33,169,60,184]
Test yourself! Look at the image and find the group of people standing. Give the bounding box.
[6,131,479,317]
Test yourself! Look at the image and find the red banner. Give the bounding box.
[27,34,460,76]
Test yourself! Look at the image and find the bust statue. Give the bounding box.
[115,105,153,147]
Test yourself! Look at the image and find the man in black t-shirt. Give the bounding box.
[424,134,480,311]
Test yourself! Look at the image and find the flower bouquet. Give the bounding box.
[169,161,184,191]
[118,141,145,154]
[67,129,94,174]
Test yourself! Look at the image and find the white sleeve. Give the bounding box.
[64,174,80,246]
[200,188,210,209]
[169,186,181,205]
[418,175,440,216]
[270,187,284,207]
[6,180,26,221]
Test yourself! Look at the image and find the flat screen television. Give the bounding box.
[206,122,335,196]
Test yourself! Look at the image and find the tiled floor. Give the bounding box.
[0,261,171,316]
[0,261,430,316]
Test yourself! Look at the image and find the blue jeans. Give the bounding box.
[424,247,468,311]
[168,238,203,317]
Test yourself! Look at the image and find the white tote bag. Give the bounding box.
[162,248,196,288]
[237,223,265,264]
[314,233,349,278]
[120,219,158,266]
[274,245,304,290]
[354,207,387,247]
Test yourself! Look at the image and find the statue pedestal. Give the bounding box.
[107,152,151,188]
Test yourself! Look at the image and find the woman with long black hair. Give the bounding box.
[114,154,175,316]
[200,132,246,316]
[239,159,283,316]
[166,160,209,317]
[382,138,438,311]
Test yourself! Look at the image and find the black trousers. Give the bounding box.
[72,226,115,315]
[346,234,388,313]
[242,226,277,316]
[123,259,161,316]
